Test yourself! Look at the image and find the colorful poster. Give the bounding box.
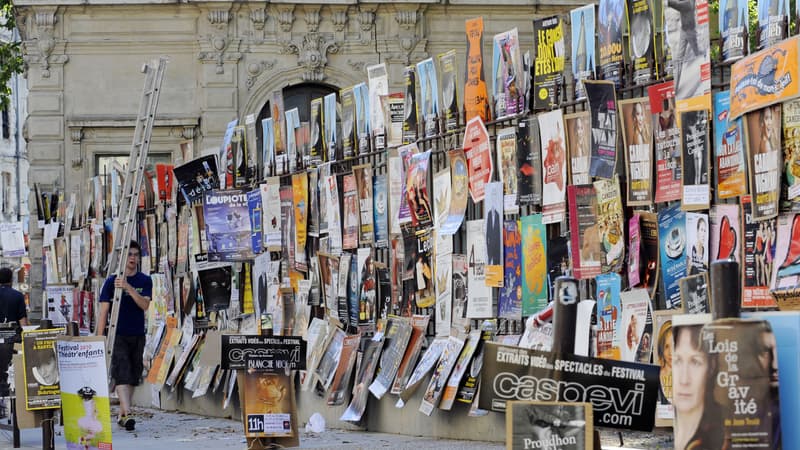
[532,16,565,109]
[658,203,687,309]
[45,284,74,327]
[405,150,432,227]
[309,98,324,167]
[271,92,286,175]
[247,188,263,255]
[619,289,651,362]
[629,214,642,286]
[57,337,112,450]
[685,211,709,275]
[173,155,219,205]
[595,272,622,360]
[729,36,800,120]
[417,58,440,138]
[464,17,490,123]
[203,189,253,262]
[640,212,661,298]
[484,182,504,287]
[323,93,338,162]
[463,117,493,203]
[441,149,468,235]
[414,228,435,308]
[241,372,296,438]
[451,254,469,331]
[585,80,618,179]
[433,169,451,231]
[598,0,625,86]
[260,179,281,252]
[22,327,64,410]
[284,108,300,173]
[771,212,800,298]
[466,220,492,318]
[571,5,596,100]
[713,91,748,199]
[353,165,374,245]
[680,108,711,210]
[439,49,459,133]
[649,81,682,203]
[292,174,308,271]
[628,0,656,84]
[340,87,356,160]
[373,174,389,249]
[538,109,567,224]
[499,220,522,319]
[594,178,625,273]
[619,97,654,205]
[568,184,601,279]
[741,195,778,308]
[496,127,518,214]
[782,99,800,212]
[565,112,591,185]
[665,0,711,100]
[744,104,782,221]
[342,174,359,250]
[261,117,275,177]
[720,0,748,62]
[710,204,741,263]
[402,65,419,144]
[757,0,788,50]
[652,311,674,425]
[520,214,548,316]
[491,28,524,119]
[517,117,542,205]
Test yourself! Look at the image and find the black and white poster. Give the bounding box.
[506,401,592,450]
[585,80,618,179]
[628,0,656,84]
[598,0,625,87]
[221,335,306,372]
[680,109,711,210]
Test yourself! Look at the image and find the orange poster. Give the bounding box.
[729,35,800,120]
[464,17,490,123]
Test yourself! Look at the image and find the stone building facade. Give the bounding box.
[0,27,29,229]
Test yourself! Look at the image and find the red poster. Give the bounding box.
[463,116,492,203]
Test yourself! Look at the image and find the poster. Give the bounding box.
[484,182,504,287]
[497,127,518,214]
[435,251,453,336]
[354,82,370,155]
[782,99,800,212]
[652,311,674,424]
[585,80,618,179]
[323,93,338,162]
[757,0,788,50]
[406,150,433,227]
[710,204,741,263]
[506,401,592,450]
[649,81,682,203]
[520,214,548,316]
[640,212,661,298]
[564,112,591,185]
[433,169,451,231]
[538,109,567,224]
[247,189,263,255]
[325,175,342,253]
[629,215,642,287]
[260,179,281,251]
[517,117,542,206]
[373,174,389,249]
[596,272,622,360]
[309,98,323,166]
[597,0,625,87]
[438,49,459,133]
[466,220,492,318]
[679,272,709,314]
[367,63,389,148]
[45,284,75,327]
[478,343,659,431]
[665,0,711,100]
[741,196,778,308]
[729,36,800,120]
[567,184,601,279]
[713,91,748,199]
[353,165,374,245]
[340,87,356,159]
[284,109,300,173]
[658,203,687,309]
[417,58,440,138]
[402,65,419,144]
[744,104,782,221]
[419,335,465,415]
[261,117,275,177]
[413,228,435,308]
[292,174,308,271]
[241,372,296,438]
[680,108,711,210]
[619,97,654,205]
[463,117,493,203]
[532,16,565,110]
[594,178,625,273]
[620,289,652,363]
[685,212,709,275]
[720,0,748,62]
[570,5,596,100]
[492,28,524,120]
[628,0,656,84]
[464,17,490,123]
[203,189,253,262]
[173,155,219,205]
[56,337,112,449]
[441,149,468,235]
[22,327,65,410]
[771,212,800,298]
[499,220,522,320]
[342,174,359,250]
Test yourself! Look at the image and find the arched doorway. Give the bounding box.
[255,83,338,149]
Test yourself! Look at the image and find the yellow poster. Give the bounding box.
[729,36,800,120]
[292,173,308,272]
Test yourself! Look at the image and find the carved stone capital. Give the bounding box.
[280,33,339,82]
[358,6,376,32]
[29,6,60,78]
[181,126,197,140]
[70,127,83,144]
[249,7,267,31]
[246,59,277,90]
[207,9,230,30]
[274,5,295,33]
[303,5,321,33]
[395,9,420,31]
[392,6,427,65]
[198,6,239,75]
[330,6,349,33]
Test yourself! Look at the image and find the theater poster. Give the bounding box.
[564,112,591,185]
[649,81,681,203]
[441,149,468,236]
[713,91,747,199]
[439,49,459,133]
[567,184,601,280]
[499,219,522,320]
[367,63,389,147]
[680,108,711,210]
[665,0,711,101]
[517,117,542,206]
[203,189,253,262]
[585,80,618,179]
[496,127,518,214]
[354,82,370,155]
[417,58,440,139]
[757,0,788,50]
[402,65,419,145]
[520,214,548,316]
[491,28,524,120]
[628,0,656,84]
[658,203,687,310]
[570,5,596,100]
[464,17,490,123]
[619,97,654,205]
[720,0,748,62]
[741,195,778,308]
[532,16,565,110]
[783,99,800,212]
[710,204,741,264]
[598,0,625,87]
[538,110,567,224]
[464,116,493,203]
[354,165,374,245]
[744,104,782,221]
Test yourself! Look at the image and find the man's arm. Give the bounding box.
[114,277,151,312]
[96,301,110,336]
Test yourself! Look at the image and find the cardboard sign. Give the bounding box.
[221,335,306,372]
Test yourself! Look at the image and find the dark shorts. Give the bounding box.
[111,335,146,386]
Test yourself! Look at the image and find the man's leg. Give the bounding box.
[116,384,133,418]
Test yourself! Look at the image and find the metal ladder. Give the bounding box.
[105,57,168,366]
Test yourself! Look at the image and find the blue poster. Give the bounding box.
[658,203,687,309]
[712,91,747,199]
[247,188,263,254]
[499,220,522,319]
[373,174,389,249]
[596,272,622,359]
[203,188,253,262]
[570,4,596,99]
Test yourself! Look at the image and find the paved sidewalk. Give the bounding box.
[1,407,672,449]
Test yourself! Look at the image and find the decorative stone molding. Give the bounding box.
[25,6,66,78]
[347,59,366,74]
[249,7,267,31]
[392,6,428,64]
[207,9,230,30]
[246,59,277,90]
[358,6,376,32]
[70,127,83,144]
[197,5,241,75]
[181,126,197,140]
[69,127,83,169]
[395,9,419,31]
[274,5,295,33]
[303,5,321,33]
[280,33,339,82]
[331,7,348,33]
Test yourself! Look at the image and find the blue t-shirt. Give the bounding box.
[99,272,152,336]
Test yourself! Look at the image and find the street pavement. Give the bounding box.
[1,406,674,449]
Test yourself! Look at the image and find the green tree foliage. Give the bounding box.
[1,0,24,109]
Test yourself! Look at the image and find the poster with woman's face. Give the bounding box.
[745,105,782,221]
[685,212,709,275]
[564,112,591,185]
[619,98,654,205]
[671,319,713,448]
[652,311,674,425]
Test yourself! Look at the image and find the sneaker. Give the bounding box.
[118,415,136,431]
